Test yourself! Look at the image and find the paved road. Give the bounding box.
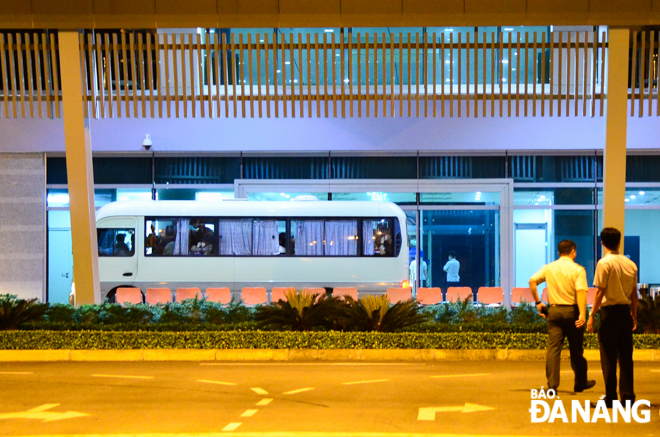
[0,360,658,437]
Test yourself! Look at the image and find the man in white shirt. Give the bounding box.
[443,250,460,284]
[409,251,428,289]
[529,239,594,393]
[588,227,638,407]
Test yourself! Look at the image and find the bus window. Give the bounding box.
[146,219,176,255]
[252,219,280,256]
[363,219,394,257]
[189,219,215,256]
[292,220,323,256]
[98,228,135,257]
[291,219,358,256]
[147,218,215,256]
[325,220,358,256]
[218,219,253,255]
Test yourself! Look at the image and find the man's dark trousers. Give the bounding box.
[599,304,635,404]
[546,305,588,391]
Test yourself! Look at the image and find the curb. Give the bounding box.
[0,349,658,362]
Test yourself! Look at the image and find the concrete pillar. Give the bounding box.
[602,28,629,245]
[58,31,100,304]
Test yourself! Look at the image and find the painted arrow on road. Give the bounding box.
[418,403,496,420]
[0,403,90,422]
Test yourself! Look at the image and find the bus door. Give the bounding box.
[97,217,138,285]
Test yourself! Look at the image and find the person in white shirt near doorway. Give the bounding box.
[443,250,460,284]
[588,227,638,408]
[529,239,595,393]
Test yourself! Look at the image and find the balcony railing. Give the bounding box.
[0,29,658,119]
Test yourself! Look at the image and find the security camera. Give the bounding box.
[142,134,153,151]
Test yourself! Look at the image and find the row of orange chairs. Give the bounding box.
[115,286,357,306]
[116,286,599,306]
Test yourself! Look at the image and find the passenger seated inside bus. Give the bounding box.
[375,227,393,256]
[279,232,286,254]
[190,225,214,256]
[115,234,131,256]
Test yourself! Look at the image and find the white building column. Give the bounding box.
[602,28,629,246]
[58,31,100,304]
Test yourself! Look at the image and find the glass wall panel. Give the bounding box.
[421,192,500,205]
[514,188,594,205]
[247,192,329,201]
[597,188,660,206]
[243,156,328,179]
[331,156,417,179]
[332,192,415,204]
[514,209,596,289]
[509,155,597,182]
[420,210,499,296]
[420,156,506,179]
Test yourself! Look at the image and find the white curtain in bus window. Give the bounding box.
[252,220,279,255]
[363,219,393,256]
[325,220,358,256]
[219,219,253,255]
[173,219,190,255]
[296,220,324,256]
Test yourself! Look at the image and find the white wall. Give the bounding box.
[0,101,659,153]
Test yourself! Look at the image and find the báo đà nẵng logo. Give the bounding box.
[529,387,651,423]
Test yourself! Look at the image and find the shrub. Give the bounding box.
[339,296,430,332]
[0,294,47,331]
[637,289,660,334]
[1,330,658,350]
[255,290,341,331]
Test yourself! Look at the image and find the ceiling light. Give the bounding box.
[285,61,290,65]
[504,27,514,31]
[324,29,334,33]
[631,195,636,199]
[444,28,454,32]
[639,191,645,195]
[625,198,630,202]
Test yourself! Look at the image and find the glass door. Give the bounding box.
[420,209,500,300]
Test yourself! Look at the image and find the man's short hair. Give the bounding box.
[448,250,457,258]
[557,240,576,256]
[601,227,621,251]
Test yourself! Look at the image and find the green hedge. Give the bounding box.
[1,330,659,350]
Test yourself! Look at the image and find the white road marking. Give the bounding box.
[251,387,269,395]
[0,403,90,422]
[198,379,238,386]
[91,374,154,380]
[256,398,273,406]
[431,373,490,378]
[283,387,315,395]
[221,422,242,431]
[0,371,33,375]
[342,379,391,385]
[418,404,496,420]
[240,409,258,417]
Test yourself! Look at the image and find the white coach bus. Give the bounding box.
[94,199,409,301]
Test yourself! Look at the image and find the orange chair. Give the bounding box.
[587,287,598,306]
[241,287,267,306]
[146,288,172,304]
[176,287,201,302]
[416,287,442,305]
[511,287,533,305]
[116,287,142,305]
[478,287,504,305]
[446,287,473,303]
[386,287,412,303]
[302,287,327,296]
[271,287,296,303]
[333,287,358,300]
[205,287,232,304]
